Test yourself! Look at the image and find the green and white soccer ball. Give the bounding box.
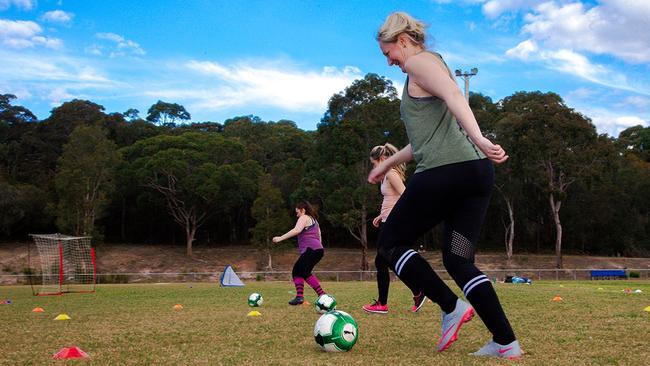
[314,294,337,314]
[314,310,359,352]
[248,293,263,307]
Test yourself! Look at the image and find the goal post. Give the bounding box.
[28,234,96,296]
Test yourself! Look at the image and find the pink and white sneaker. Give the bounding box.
[470,340,522,359]
[437,298,474,352]
[362,299,389,314]
[410,292,427,312]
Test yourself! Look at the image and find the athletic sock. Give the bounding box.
[305,274,325,296]
[293,277,304,298]
[390,248,457,313]
[463,274,516,345]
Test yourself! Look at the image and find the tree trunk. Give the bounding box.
[360,207,369,271]
[185,218,196,256]
[505,197,514,261]
[267,248,273,271]
[550,193,563,268]
[120,196,126,240]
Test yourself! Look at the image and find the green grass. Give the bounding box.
[1,280,649,365]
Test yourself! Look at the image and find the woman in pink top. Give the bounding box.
[273,201,326,305]
[363,143,426,314]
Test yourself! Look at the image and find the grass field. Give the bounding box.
[1,280,649,365]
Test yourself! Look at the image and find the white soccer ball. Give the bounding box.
[314,294,337,314]
[314,310,358,352]
[248,293,263,307]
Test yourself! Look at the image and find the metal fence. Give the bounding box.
[1,268,648,285]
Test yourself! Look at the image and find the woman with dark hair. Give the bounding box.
[273,201,327,305]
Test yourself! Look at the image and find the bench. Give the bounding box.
[590,270,627,280]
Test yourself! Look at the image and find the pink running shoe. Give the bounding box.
[411,292,427,313]
[362,299,389,314]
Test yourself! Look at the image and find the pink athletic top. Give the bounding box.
[297,217,323,254]
[379,169,402,222]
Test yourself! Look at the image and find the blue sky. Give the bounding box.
[1,0,649,136]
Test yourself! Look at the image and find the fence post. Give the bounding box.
[555,269,559,281]
[337,272,339,282]
[573,270,577,280]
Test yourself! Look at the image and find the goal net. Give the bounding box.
[28,234,96,296]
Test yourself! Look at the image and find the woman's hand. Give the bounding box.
[475,136,508,164]
[372,216,382,228]
[368,163,389,184]
[272,236,282,243]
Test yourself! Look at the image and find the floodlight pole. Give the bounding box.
[454,67,478,102]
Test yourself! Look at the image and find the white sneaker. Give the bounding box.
[436,298,474,352]
[470,339,522,359]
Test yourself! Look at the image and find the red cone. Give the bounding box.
[52,346,89,359]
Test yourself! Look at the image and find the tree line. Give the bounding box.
[1,74,648,268]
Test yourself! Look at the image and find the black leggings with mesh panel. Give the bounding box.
[376,158,515,344]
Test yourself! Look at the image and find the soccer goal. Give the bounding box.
[28,234,96,296]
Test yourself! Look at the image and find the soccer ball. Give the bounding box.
[248,293,263,307]
[314,294,337,314]
[313,310,358,352]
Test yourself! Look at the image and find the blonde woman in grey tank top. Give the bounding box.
[366,11,521,359]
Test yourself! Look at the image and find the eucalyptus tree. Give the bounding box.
[146,100,191,127]
[251,174,292,270]
[302,74,405,270]
[497,92,601,268]
[55,125,121,236]
[121,132,261,255]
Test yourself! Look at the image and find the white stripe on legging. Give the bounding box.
[462,274,488,295]
[396,249,417,276]
[464,277,491,297]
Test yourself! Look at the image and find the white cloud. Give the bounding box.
[0,0,34,11]
[95,32,145,56]
[482,0,549,19]
[567,87,596,100]
[519,1,650,63]
[0,19,62,49]
[182,60,363,112]
[96,32,124,43]
[574,106,649,137]
[47,87,74,105]
[84,44,102,56]
[505,39,537,59]
[0,48,119,108]
[41,10,74,24]
[620,96,650,109]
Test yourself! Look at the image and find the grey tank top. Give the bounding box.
[400,52,485,173]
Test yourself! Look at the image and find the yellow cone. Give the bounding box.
[552,296,563,302]
[597,288,604,291]
[54,314,71,320]
[559,285,565,288]
[644,306,650,312]
[32,307,45,313]
[247,311,262,316]
[173,304,183,310]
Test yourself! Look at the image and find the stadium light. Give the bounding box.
[455,68,479,102]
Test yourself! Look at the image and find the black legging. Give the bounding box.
[292,248,324,278]
[377,158,515,344]
[375,226,420,305]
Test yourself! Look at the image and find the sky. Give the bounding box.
[1,0,649,137]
